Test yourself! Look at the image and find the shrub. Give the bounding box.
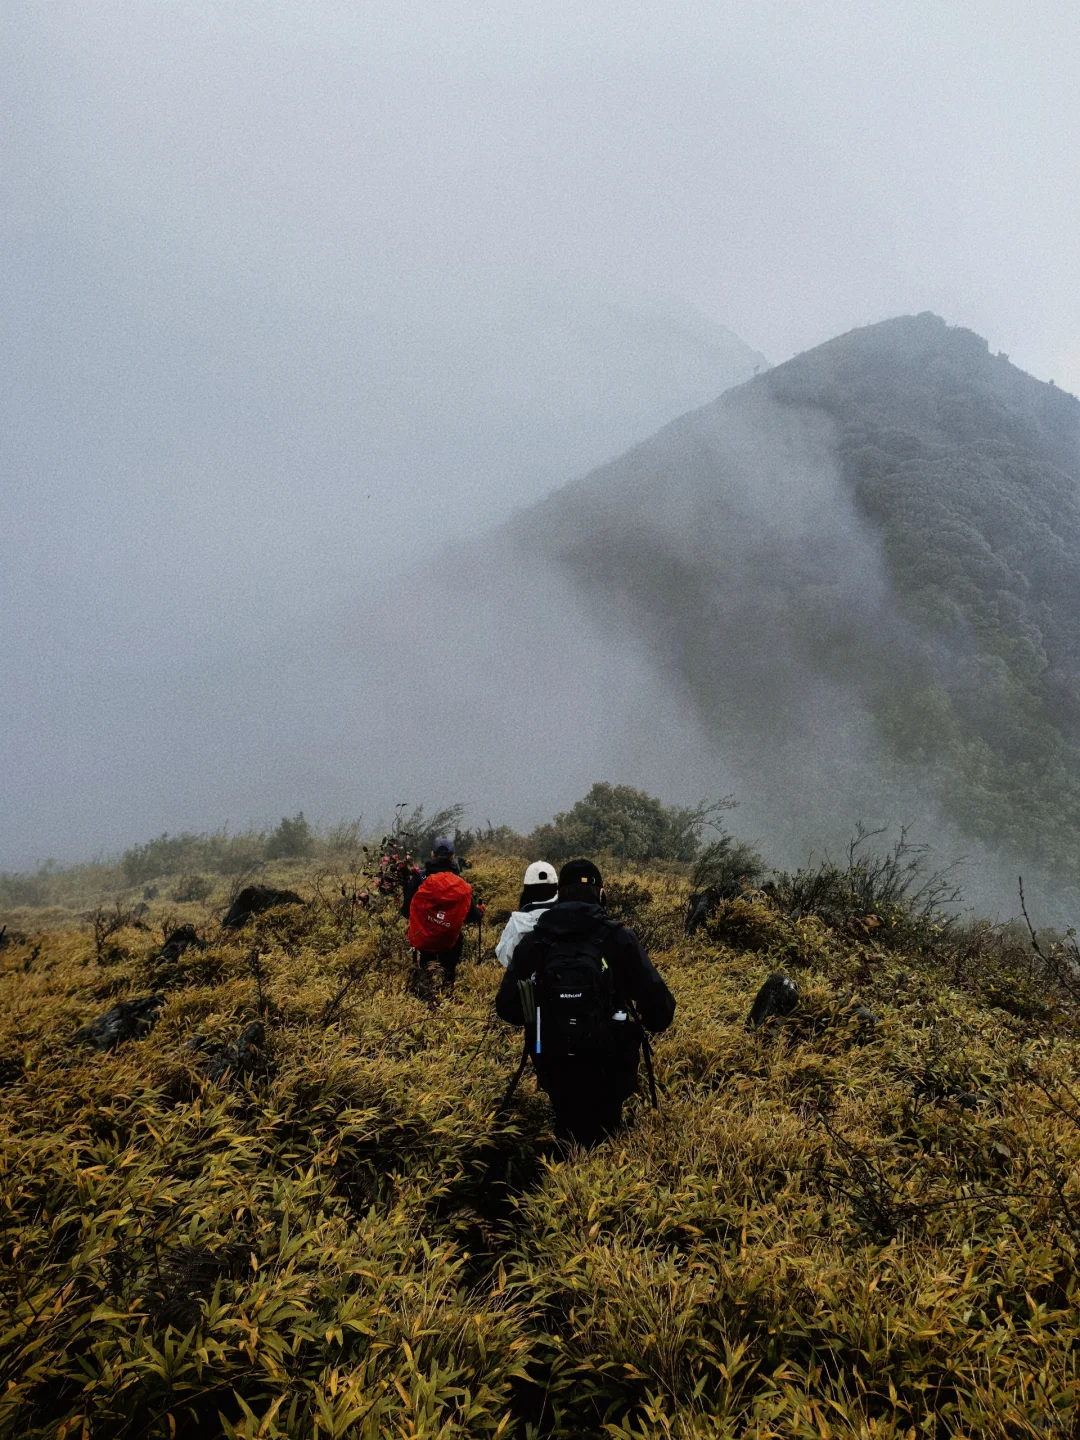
[171,873,215,903]
[527,783,732,863]
[122,830,267,884]
[690,833,767,896]
[766,824,961,950]
[265,812,313,860]
[390,803,469,860]
[86,899,134,962]
[320,820,364,860]
[457,823,528,856]
[5,847,1080,1436]
[0,869,51,908]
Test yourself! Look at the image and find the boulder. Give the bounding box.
[75,994,165,1050]
[159,924,207,961]
[747,972,799,1028]
[204,1021,266,1082]
[684,891,713,935]
[221,885,304,930]
[950,1090,983,1110]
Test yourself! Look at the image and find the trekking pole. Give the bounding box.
[460,1014,498,1070]
[640,1030,659,1110]
[627,998,660,1111]
[496,1033,532,1118]
[478,911,484,965]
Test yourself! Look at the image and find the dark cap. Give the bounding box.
[558,858,603,893]
[432,836,455,856]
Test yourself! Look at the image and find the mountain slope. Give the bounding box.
[5,852,1080,1434]
[521,314,1080,893]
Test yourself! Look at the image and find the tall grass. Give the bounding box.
[2,854,1080,1436]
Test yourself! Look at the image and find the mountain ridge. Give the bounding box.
[519,313,1080,899]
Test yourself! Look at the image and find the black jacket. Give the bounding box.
[495,900,675,1033]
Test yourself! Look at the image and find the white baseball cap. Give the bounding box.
[523,861,557,886]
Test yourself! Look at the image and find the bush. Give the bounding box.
[265,813,313,860]
[0,869,51,908]
[171,873,215,903]
[390,803,469,860]
[320,820,364,860]
[457,823,528,857]
[6,846,1080,1435]
[122,830,267,885]
[766,825,961,949]
[526,783,732,862]
[690,834,767,897]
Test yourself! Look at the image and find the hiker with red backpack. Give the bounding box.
[401,837,483,993]
[495,858,675,1147]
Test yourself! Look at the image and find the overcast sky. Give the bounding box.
[8,0,1077,377]
[3,0,1079,866]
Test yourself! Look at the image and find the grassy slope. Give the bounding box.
[1,856,1079,1439]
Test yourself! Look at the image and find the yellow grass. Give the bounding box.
[1,854,1078,1437]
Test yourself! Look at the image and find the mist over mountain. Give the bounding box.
[524,313,1080,911]
[8,306,1079,926]
[0,253,764,869]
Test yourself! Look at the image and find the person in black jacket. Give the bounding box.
[401,837,483,991]
[495,857,675,1146]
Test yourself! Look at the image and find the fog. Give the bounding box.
[3,1,1080,888]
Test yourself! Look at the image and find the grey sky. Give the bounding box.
[2,0,1078,867]
[9,1,1078,378]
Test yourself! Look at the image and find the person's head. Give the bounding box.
[518,860,558,910]
[558,858,604,906]
[428,836,458,871]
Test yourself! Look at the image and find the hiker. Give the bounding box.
[495,860,559,968]
[495,858,675,1146]
[401,837,483,992]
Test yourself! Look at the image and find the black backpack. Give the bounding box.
[531,923,617,1062]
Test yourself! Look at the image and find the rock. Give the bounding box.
[747,972,799,1028]
[950,1090,983,1110]
[132,902,150,918]
[847,1003,881,1027]
[75,995,165,1050]
[204,1021,266,1082]
[684,891,713,935]
[221,886,304,930]
[159,924,207,961]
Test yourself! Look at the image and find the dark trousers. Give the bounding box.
[536,1054,638,1148]
[415,935,463,988]
[549,1090,624,1148]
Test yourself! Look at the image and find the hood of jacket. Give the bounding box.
[533,900,608,938]
[520,896,558,914]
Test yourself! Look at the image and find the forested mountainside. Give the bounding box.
[523,314,1080,893]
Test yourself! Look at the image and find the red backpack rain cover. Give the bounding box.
[408,871,473,952]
